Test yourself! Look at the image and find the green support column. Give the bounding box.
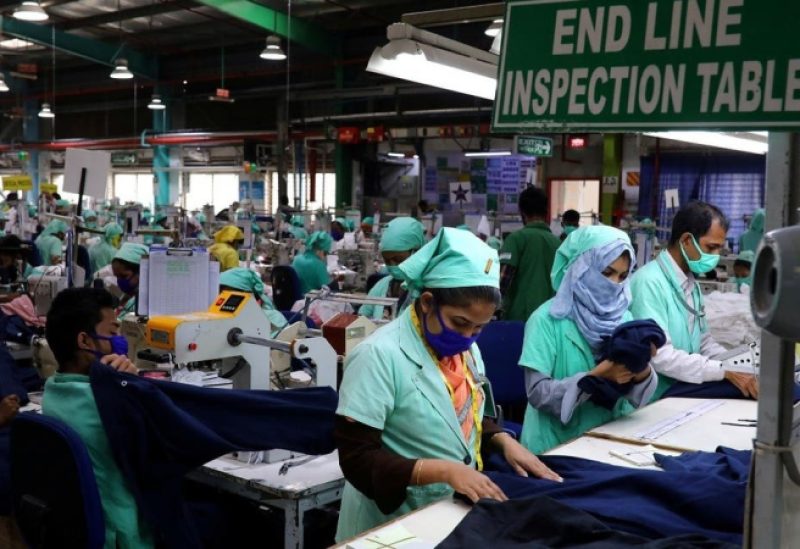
[601,134,622,225]
[335,143,352,208]
[153,96,171,207]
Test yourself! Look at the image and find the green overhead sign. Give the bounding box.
[493,0,800,132]
[514,135,554,156]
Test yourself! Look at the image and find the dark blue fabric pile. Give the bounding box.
[579,319,666,409]
[477,447,748,545]
[89,362,338,549]
[664,379,800,402]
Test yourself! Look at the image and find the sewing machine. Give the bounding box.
[27,268,86,315]
[143,291,337,391]
[718,342,761,375]
[336,248,379,291]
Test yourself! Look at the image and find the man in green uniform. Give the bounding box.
[499,186,561,321]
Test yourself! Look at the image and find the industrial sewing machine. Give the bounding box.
[142,291,337,391]
[336,247,379,291]
[27,268,86,316]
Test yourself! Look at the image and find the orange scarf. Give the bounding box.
[438,354,475,441]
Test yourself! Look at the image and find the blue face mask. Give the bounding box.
[680,234,721,275]
[331,230,344,242]
[422,306,478,357]
[386,265,404,280]
[117,276,136,295]
[88,333,129,359]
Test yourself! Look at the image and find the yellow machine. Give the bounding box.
[145,291,337,390]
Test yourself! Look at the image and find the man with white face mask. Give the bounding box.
[630,201,758,400]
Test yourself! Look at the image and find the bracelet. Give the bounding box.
[415,459,424,486]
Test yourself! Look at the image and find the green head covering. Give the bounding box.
[487,236,503,251]
[737,250,755,263]
[379,217,426,253]
[55,199,70,209]
[306,231,333,253]
[290,215,305,227]
[551,225,632,291]
[83,209,97,220]
[103,222,123,242]
[43,219,68,237]
[748,209,765,233]
[195,212,207,224]
[397,227,499,292]
[27,205,37,217]
[335,217,354,232]
[362,217,374,226]
[114,242,149,265]
[456,224,472,232]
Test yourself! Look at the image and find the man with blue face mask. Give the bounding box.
[630,201,758,400]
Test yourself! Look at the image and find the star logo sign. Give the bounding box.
[452,184,470,204]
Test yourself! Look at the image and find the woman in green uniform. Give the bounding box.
[335,228,560,542]
[519,226,657,454]
[111,243,149,320]
[292,231,332,294]
[359,217,425,320]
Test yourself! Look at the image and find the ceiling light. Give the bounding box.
[110,58,133,80]
[13,1,48,22]
[38,103,54,118]
[464,150,512,158]
[0,75,8,93]
[642,131,768,155]
[367,39,497,100]
[260,36,286,61]
[148,94,165,110]
[0,38,43,50]
[490,32,502,55]
[485,19,503,38]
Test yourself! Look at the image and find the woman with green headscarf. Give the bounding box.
[112,243,149,320]
[89,223,123,273]
[219,268,288,334]
[82,209,98,230]
[292,231,332,294]
[35,219,68,265]
[334,228,560,542]
[359,217,425,320]
[289,216,308,240]
[518,226,658,454]
[738,208,764,254]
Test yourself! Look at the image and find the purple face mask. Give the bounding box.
[117,276,136,295]
[422,306,478,357]
[89,334,129,359]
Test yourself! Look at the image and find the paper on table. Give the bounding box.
[347,525,434,549]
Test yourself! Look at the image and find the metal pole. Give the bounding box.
[747,132,800,548]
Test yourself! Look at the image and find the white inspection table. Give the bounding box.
[587,397,757,452]
[188,451,344,549]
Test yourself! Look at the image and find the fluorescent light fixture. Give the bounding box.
[260,36,286,61]
[0,75,8,93]
[0,38,43,50]
[38,103,54,118]
[485,19,503,37]
[387,152,418,159]
[148,94,165,110]
[642,131,769,155]
[110,58,134,80]
[367,39,497,100]
[464,150,512,158]
[13,1,48,22]
[490,31,502,55]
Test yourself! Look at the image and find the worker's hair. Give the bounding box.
[518,186,548,219]
[427,286,501,308]
[734,259,752,269]
[46,288,118,367]
[562,209,580,225]
[111,258,140,274]
[669,201,730,245]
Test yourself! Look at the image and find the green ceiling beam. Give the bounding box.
[194,0,334,56]
[0,16,159,80]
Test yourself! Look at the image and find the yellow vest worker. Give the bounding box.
[208,225,244,272]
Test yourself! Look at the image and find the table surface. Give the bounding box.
[544,435,681,469]
[200,451,343,499]
[587,397,757,452]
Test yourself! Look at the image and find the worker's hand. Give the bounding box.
[493,433,563,482]
[590,360,635,384]
[444,463,508,503]
[0,394,20,427]
[100,354,139,375]
[725,371,759,399]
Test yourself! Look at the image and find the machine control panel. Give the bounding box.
[218,294,245,313]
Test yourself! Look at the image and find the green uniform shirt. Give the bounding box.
[292,250,330,295]
[499,222,561,322]
[42,373,153,549]
[519,300,635,454]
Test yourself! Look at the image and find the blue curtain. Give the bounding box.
[638,153,765,244]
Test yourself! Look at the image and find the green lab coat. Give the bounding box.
[499,222,561,322]
[629,252,707,398]
[89,241,118,273]
[292,250,329,295]
[35,234,63,265]
[519,300,635,454]
[335,307,486,541]
[42,373,153,549]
